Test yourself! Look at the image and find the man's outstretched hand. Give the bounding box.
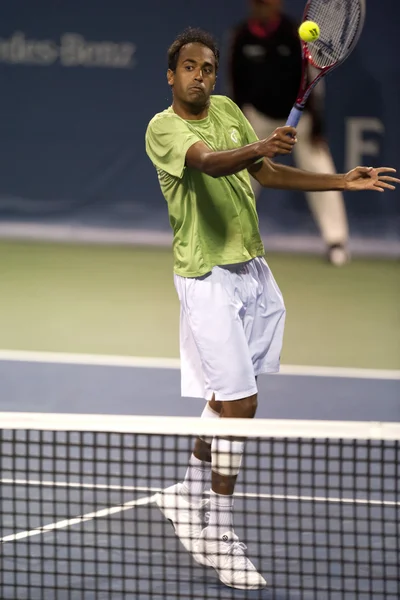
[344,167,400,192]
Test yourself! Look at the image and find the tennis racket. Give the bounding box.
[286,0,366,128]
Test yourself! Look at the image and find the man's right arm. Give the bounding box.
[186,128,297,178]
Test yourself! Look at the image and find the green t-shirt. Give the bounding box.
[145,95,265,277]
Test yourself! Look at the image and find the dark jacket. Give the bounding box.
[228,15,324,135]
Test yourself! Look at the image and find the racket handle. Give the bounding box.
[285,106,303,128]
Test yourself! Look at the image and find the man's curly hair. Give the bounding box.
[167,27,220,72]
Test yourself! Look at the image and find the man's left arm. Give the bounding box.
[249,159,399,192]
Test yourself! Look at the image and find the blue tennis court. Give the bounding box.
[1,356,399,599]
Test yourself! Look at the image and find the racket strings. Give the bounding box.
[306,0,363,68]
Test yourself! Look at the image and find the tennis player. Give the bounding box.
[145,28,398,590]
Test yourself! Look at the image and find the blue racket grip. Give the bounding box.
[285,106,303,128]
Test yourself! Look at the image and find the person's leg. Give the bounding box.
[206,395,257,537]
[195,257,284,589]
[180,399,220,505]
[159,265,266,588]
[179,393,256,512]
[193,257,284,589]
[154,284,220,553]
[197,394,266,590]
[294,113,350,264]
[181,393,257,536]
[154,399,219,558]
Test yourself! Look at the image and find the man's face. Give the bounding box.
[167,43,216,108]
[250,0,282,20]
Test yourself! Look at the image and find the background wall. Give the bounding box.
[0,0,399,253]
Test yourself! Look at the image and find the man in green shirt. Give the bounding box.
[146,27,398,591]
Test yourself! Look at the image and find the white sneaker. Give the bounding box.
[155,483,210,564]
[328,244,350,266]
[195,528,267,590]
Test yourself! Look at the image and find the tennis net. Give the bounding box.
[1,412,399,600]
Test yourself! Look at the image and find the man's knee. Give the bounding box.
[208,395,222,415]
[221,394,258,419]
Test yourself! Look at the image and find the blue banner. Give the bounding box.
[0,0,398,249]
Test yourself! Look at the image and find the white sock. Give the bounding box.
[180,402,219,504]
[206,490,234,538]
[199,401,220,444]
[181,454,211,505]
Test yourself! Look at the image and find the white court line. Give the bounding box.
[0,493,157,543]
[0,349,180,370]
[0,348,399,380]
[1,478,398,508]
[0,478,161,493]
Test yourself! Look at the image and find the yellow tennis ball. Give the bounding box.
[298,21,320,43]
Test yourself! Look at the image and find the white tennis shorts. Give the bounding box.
[174,257,286,401]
